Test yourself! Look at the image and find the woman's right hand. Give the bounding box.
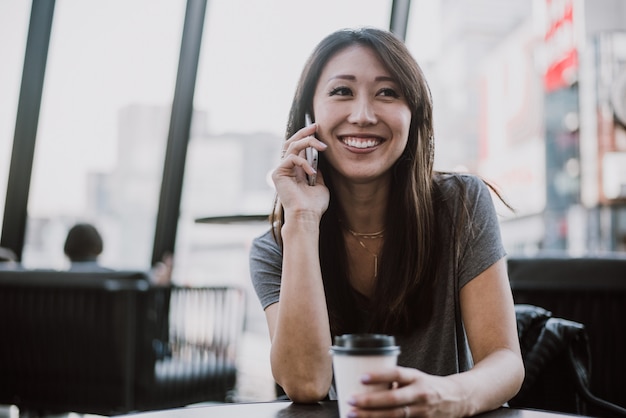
[272,123,329,220]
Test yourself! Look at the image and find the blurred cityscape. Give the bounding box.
[426,0,626,255]
[19,0,626,272]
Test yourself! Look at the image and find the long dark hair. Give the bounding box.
[270,27,439,336]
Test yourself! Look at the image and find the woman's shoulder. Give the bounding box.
[251,228,282,256]
[434,172,487,196]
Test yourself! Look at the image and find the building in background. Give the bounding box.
[585,31,626,251]
[22,103,280,286]
[104,104,279,284]
[434,0,626,254]
[477,17,546,253]
[428,0,532,172]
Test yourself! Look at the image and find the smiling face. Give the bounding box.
[312,44,412,184]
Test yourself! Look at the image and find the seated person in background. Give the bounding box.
[64,223,112,271]
[64,222,173,284]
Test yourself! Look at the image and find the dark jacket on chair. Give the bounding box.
[510,304,626,418]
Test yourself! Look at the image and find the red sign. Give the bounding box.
[544,0,578,91]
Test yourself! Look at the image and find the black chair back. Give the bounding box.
[0,270,150,415]
[0,270,246,416]
[508,256,626,417]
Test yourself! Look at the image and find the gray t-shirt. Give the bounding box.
[249,173,506,395]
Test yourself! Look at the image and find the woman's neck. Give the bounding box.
[333,175,389,232]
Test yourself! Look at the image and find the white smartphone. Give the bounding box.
[305,114,318,186]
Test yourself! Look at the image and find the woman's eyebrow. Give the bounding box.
[326,75,396,82]
[327,74,356,82]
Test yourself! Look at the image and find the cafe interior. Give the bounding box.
[1,0,626,417]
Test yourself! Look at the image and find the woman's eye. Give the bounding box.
[378,88,400,98]
[329,86,352,96]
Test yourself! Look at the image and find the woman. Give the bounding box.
[249,27,524,417]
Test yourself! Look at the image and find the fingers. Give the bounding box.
[347,387,420,418]
[362,366,420,387]
[347,367,425,412]
[273,153,317,183]
[350,383,416,409]
[346,367,449,418]
[276,125,326,187]
[280,123,325,160]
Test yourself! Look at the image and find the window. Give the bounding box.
[176,0,393,286]
[0,2,31,234]
[22,0,186,269]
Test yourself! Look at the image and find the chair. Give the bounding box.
[510,304,626,418]
[0,269,246,416]
[507,255,626,413]
[135,285,246,411]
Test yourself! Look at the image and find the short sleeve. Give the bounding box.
[249,229,283,310]
[453,175,507,288]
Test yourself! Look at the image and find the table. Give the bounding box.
[194,214,269,224]
[116,401,590,418]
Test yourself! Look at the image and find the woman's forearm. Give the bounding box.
[270,216,333,402]
[447,348,524,417]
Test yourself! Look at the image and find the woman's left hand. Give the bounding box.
[346,366,467,418]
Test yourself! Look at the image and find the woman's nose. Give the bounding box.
[347,97,377,126]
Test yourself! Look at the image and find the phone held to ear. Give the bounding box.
[305,114,318,186]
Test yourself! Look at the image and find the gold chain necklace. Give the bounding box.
[345,227,384,278]
[345,228,384,240]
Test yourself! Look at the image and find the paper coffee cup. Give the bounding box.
[330,334,400,418]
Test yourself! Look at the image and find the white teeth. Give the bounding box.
[342,137,380,149]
